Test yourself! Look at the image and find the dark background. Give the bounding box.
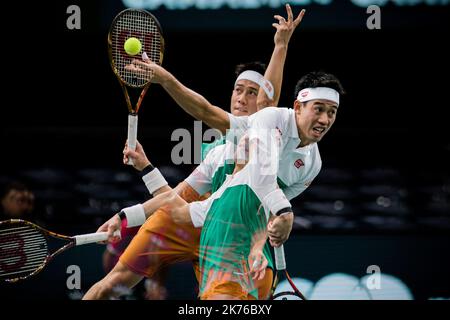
[1,0,449,300]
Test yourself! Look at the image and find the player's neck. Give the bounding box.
[297,130,313,148]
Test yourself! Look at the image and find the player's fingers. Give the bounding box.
[257,266,266,281]
[111,229,122,243]
[96,223,107,234]
[272,240,282,248]
[134,59,153,69]
[124,64,140,72]
[294,9,306,27]
[251,258,260,271]
[125,149,140,159]
[268,233,278,240]
[286,4,293,22]
[107,224,120,243]
[268,229,280,237]
[274,15,286,24]
[270,239,282,247]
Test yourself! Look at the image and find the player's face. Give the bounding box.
[230,80,260,116]
[294,99,338,146]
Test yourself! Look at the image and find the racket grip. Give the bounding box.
[274,245,286,271]
[74,232,109,245]
[127,114,138,166]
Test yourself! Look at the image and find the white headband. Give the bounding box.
[297,87,340,106]
[235,70,274,100]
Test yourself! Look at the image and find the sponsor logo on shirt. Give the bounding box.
[294,159,304,168]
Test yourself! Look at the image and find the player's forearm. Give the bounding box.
[160,72,230,133]
[153,184,172,196]
[170,205,194,226]
[257,45,287,109]
[266,45,288,106]
[141,190,177,218]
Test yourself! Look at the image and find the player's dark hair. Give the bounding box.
[294,71,345,99]
[234,62,266,78]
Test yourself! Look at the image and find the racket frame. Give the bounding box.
[271,244,307,300]
[107,9,165,165]
[0,219,109,282]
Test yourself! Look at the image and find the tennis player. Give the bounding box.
[111,70,345,299]
[106,133,276,300]
[83,4,302,300]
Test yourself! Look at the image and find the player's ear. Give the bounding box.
[293,100,302,114]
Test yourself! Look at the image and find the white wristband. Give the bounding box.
[123,204,146,227]
[142,168,168,194]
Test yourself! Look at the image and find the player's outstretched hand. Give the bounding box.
[273,4,305,48]
[96,215,122,244]
[249,248,268,281]
[123,140,151,171]
[125,52,170,84]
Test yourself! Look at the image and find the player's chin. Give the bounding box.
[309,132,326,143]
[232,109,248,116]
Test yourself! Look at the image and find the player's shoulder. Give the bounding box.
[201,137,226,160]
[228,112,249,127]
[250,106,292,122]
[204,142,227,161]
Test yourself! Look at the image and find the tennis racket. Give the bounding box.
[108,9,165,165]
[0,219,115,283]
[271,245,307,300]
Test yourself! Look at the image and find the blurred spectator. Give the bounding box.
[1,181,35,220]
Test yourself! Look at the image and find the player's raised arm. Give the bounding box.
[126,59,231,134]
[257,5,306,109]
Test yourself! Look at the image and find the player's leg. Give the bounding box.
[83,261,143,300]
[84,182,201,299]
[119,182,202,286]
[256,267,274,300]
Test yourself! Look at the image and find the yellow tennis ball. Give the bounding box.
[124,37,142,56]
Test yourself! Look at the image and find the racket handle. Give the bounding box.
[74,230,120,246]
[74,232,108,245]
[274,245,286,271]
[127,114,138,166]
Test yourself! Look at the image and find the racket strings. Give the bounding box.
[0,223,48,281]
[112,11,162,87]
